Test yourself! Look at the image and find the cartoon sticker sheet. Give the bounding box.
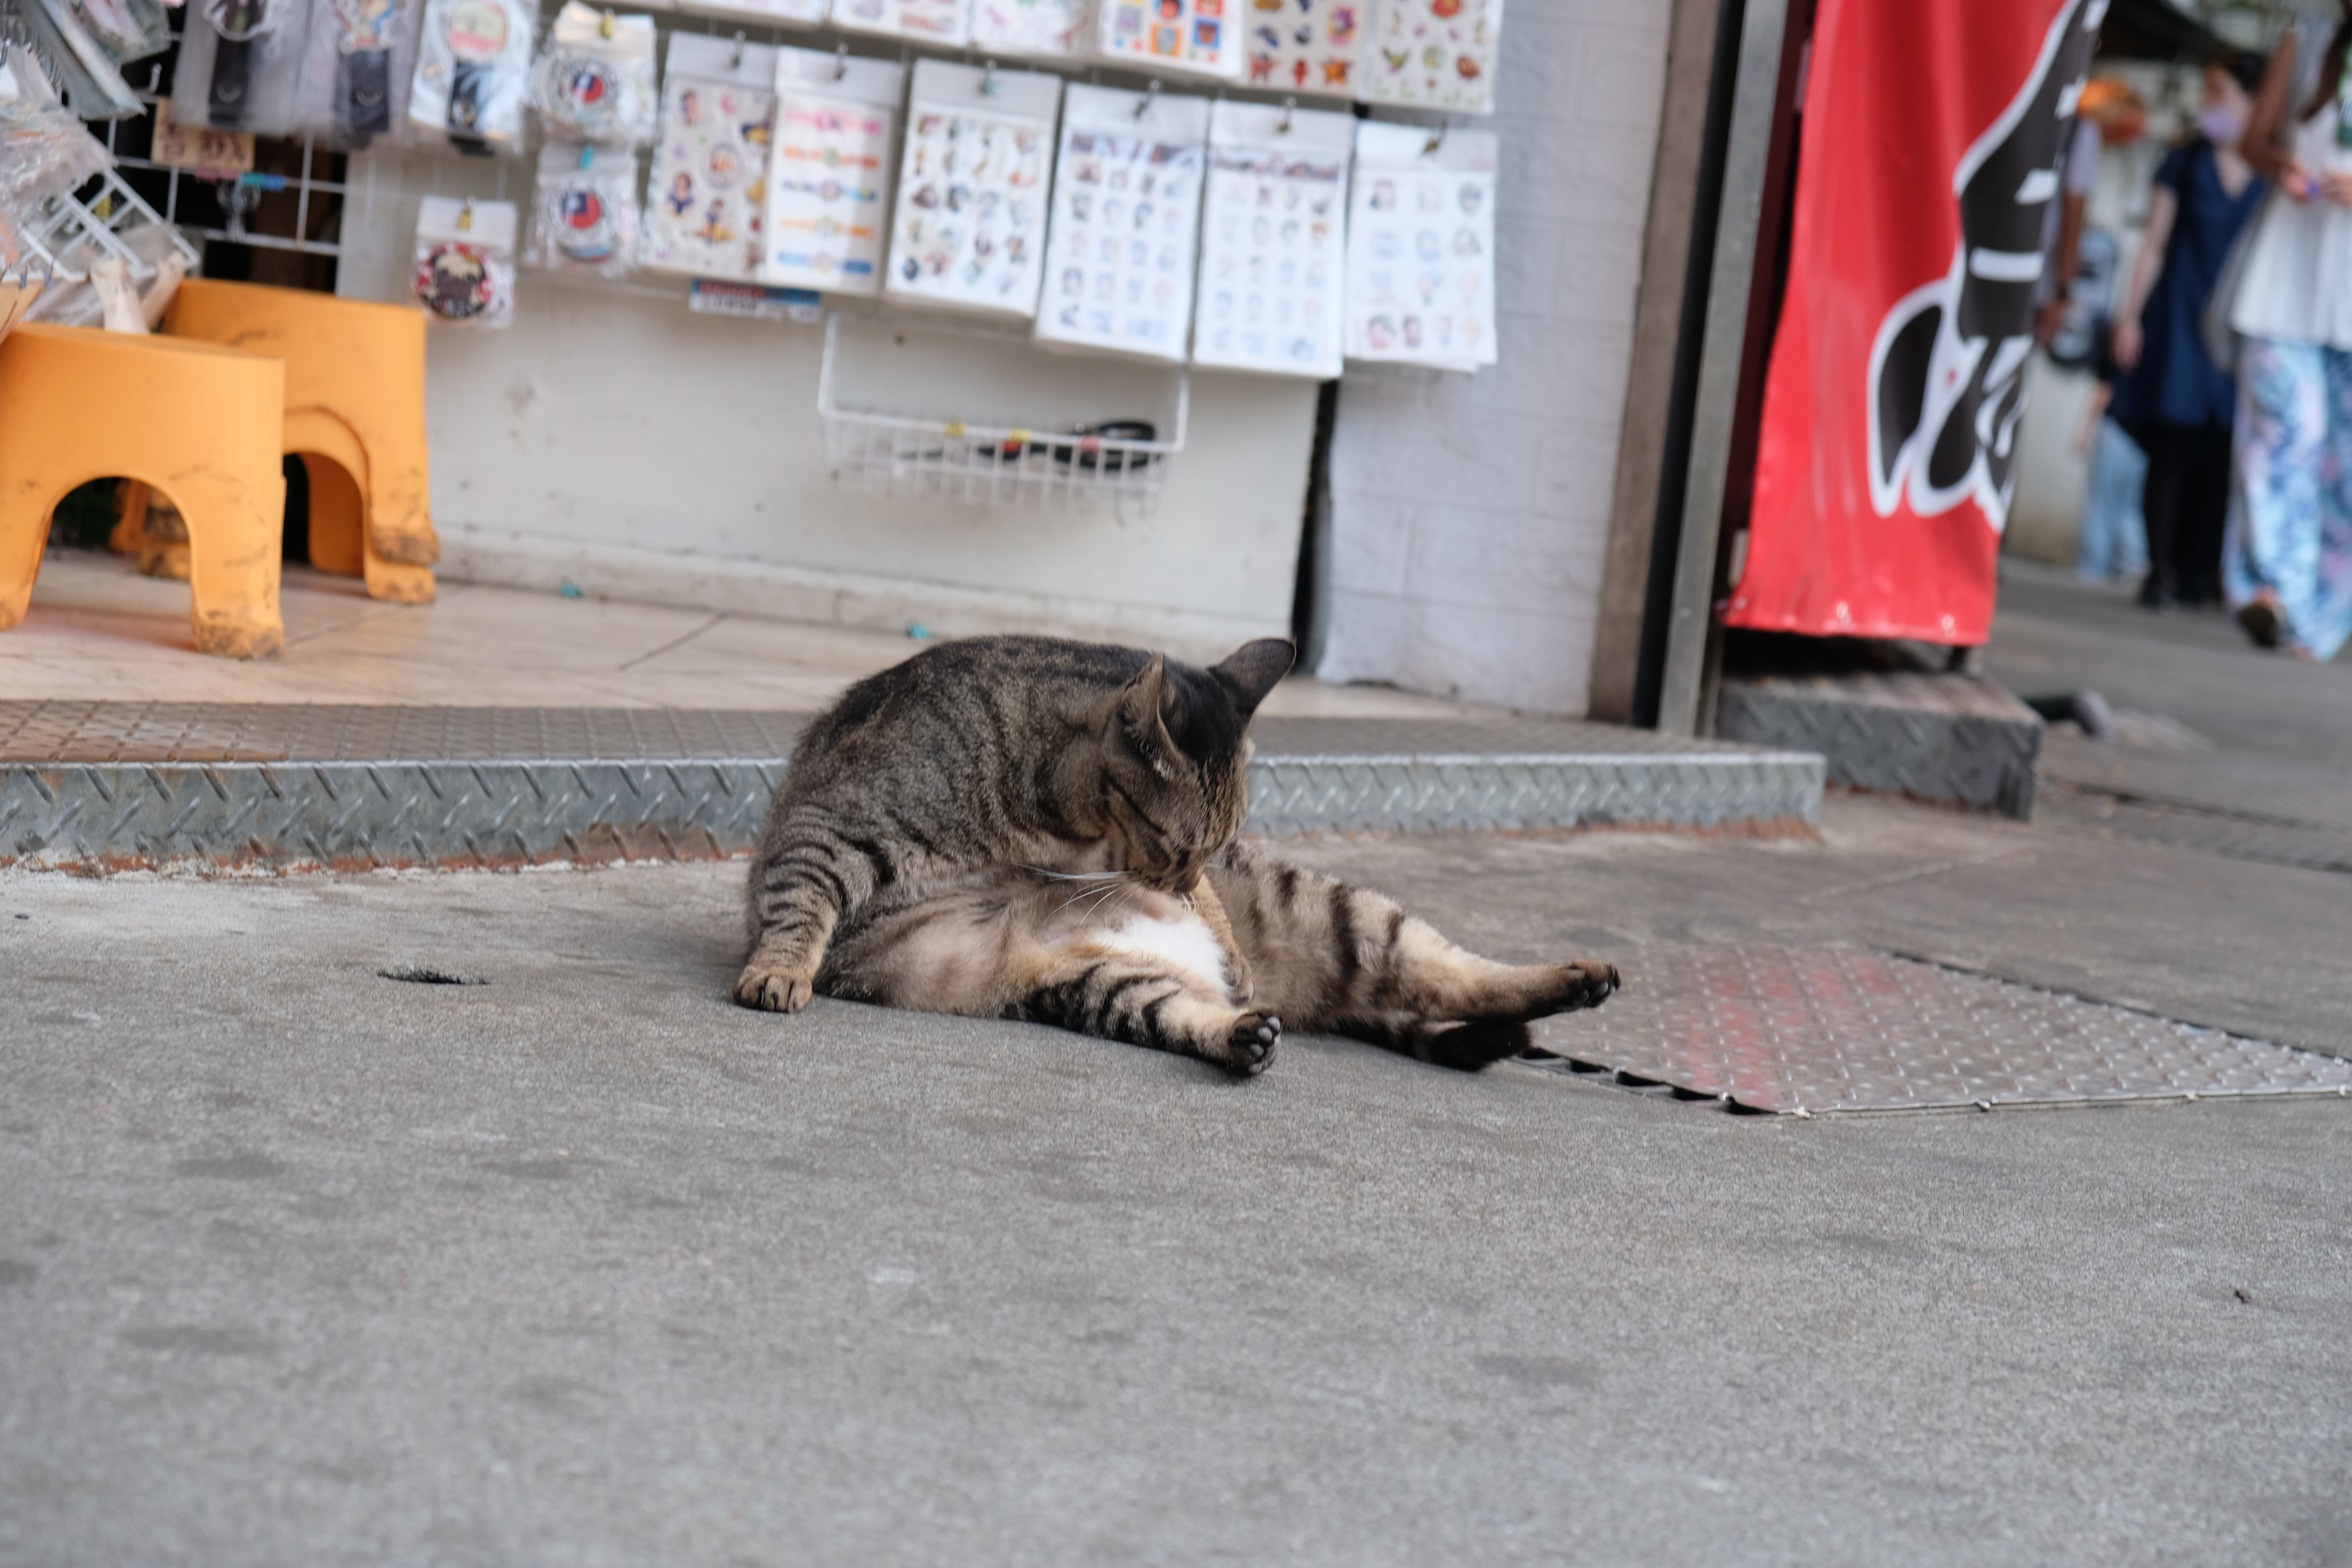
[1243,0,1363,98]
[1359,0,1503,116]
[1342,121,1496,369]
[1093,0,1241,82]
[830,0,970,47]
[759,47,904,294]
[966,0,1082,58]
[1034,82,1209,362]
[641,34,775,282]
[883,59,1061,316]
[1192,98,1350,377]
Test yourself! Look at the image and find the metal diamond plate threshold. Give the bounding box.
[1521,944,2352,1114]
[0,704,1821,873]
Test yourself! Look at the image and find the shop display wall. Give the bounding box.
[1318,1,1667,713]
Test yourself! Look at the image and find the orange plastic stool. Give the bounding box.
[0,323,286,658]
[164,277,437,603]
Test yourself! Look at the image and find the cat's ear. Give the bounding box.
[1211,638,1296,719]
[1117,652,1179,759]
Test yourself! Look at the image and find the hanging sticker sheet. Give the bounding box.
[1343,121,1495,369]
[829,0,969,47]
[1092,0,1240,82]
[1034,83,1209,361]
[1243,0,1363,97]
[967,0,1080,59]
[882,60,1060,316]
[1192,98,1350,377]
[758,48,903,293]
[1359,0,1502,115]
[642,34,775,282]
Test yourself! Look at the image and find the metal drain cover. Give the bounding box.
[1533,945,2352,1114]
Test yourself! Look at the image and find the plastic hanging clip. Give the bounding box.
[1135,77,1161,119]
[981,58,998,96]
[599,7,615,37]
[1279,94,1295,134]
[458,197,475,232]
[579,143,595,171]
[833,41,849,80]
[728,29,746,68]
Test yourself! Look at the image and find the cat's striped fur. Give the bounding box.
[737,633,1619,1075]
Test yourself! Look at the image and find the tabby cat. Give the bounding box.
[736,634,1619,1075]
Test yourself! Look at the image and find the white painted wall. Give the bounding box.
[1316,3,1671,714]
[337,143,1317,666]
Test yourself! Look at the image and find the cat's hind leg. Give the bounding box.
[1209,842,1619,1064]
[1007,955,1282,1076]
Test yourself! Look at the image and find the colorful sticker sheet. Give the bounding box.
[759,47,903,294]
[1342,121,1495,369]
[641,34,775,282]
[1093,0,1241,82]
[1192,98,1350,377]
[1243,0,1363,98]
[1034,82,1209,362]
[967,0,1081,58]
[829,0,969,47]
[882,59,1060,316]
[1359,0,1502,115]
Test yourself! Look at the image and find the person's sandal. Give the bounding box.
[2237,598,2284,650]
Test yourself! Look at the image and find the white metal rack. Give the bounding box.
[817,310,1188,514]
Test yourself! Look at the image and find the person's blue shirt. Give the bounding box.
[2111,139,2267,431]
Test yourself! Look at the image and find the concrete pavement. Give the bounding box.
[4,793,2350,1566]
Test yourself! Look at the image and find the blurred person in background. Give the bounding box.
[2111,51,2270,610]
[2075,319,2152,583]
[2061,78,2152,584]
[2224,2,2352,660]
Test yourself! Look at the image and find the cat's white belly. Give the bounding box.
[1093,911,1230,994]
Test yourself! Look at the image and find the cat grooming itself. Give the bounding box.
[737,635,1619,1076]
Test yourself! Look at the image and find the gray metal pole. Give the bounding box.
[1653,0,1789,737]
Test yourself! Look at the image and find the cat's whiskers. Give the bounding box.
[1025,866,1126,883]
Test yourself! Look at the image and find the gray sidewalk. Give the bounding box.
[5,787,2350,1566]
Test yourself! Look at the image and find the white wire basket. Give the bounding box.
[817,311,1189,515]
[13,168,198,284]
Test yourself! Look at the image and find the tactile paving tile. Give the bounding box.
[1534,945,2352,1114]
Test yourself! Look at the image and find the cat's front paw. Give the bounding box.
[1220,1011,1282,1077]
[734,964,817,1013]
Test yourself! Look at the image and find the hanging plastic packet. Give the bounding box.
[1033,80,1209,362]
[757,43,903,294]
[641,33,776,281]
[292,0,425,149]
[530,2,658,149]
[527,141,642,276]
[1243,0,1361,98]
[0,43,116,211]
[1090,0,1241,83]
[408,0,532,152]
[1192,97,1351,377]
[1359,0,1505,116]
[62,0,174,65]
[1342,121,1496,370]
[831,0,969,50]
[414,193,516,325]
[967,0,1082,60]
[882,58,1060,317]
[173,0,314,132]
[16,0,147,117]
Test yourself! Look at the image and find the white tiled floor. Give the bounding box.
[4,549,1496,718]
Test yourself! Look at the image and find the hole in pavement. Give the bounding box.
[377,966,486,986]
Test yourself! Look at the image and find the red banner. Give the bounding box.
[1723,0,2099,644]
